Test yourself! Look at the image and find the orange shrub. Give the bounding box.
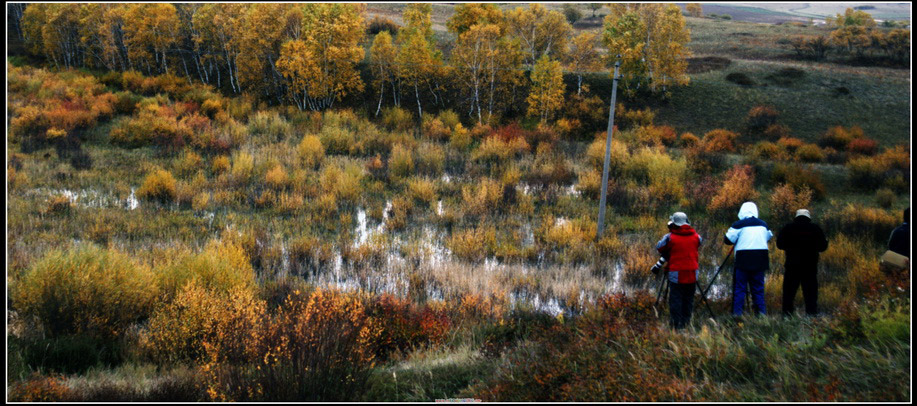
[146,281,263,365]
[367,294,453,360]
[586,137,628,173]
[819,125,863,149]
[422,116,450,140]
[680,132,700,147]
[709,165,758,213]
[770,163,826,200]
[448,226,498,262]
[770,183,813,221]
[264,164,289,190]
[701,129,738,153]
[777,136,804,153]
[388,143,415,179]
[847,138,877,156]
[242,289,379,401]
[823,204,898,245]
[749,141,787,161]
[212,155,230,174]
[8,374,73,402]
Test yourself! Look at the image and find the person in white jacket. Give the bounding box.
[724,202,773,316]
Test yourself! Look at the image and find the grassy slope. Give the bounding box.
[620,17,908,146]
[657,58,910,146]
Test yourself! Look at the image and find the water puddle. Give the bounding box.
[26,187,141,210]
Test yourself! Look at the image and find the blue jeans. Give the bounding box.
[733,268,766,316]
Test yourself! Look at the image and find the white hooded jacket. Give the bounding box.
[724,202,773,271]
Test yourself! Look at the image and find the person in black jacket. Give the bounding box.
[888,207,909,258]
[776,209,828,316]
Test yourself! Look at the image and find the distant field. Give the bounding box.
[655,58,911,146]
[733,3,912,21]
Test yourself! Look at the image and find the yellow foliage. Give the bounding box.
[12,244,158,339]
[461,177,504,216]
[137,168,177,203]
[264,164,289,189]
[709,165,758,212]
[389,144,415,179]
[407,177,437,206]
[212,155,230,174]
[155,238,255,301]
[297,135,325,168]
[448,226,497,262]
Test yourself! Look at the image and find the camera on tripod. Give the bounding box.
[650,257,667,274]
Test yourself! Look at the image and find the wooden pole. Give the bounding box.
[596,60,621,239]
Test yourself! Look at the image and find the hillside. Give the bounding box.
[6,3,912,402]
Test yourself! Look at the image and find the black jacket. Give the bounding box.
[776,216,828,272]
[888,222,909,258]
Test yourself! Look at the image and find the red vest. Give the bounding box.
[664,225,700,283]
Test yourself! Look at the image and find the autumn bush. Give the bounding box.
[415,142,445,176]
[319,164,363,205]
[539,217,595,264]
[381,106,414,132]
[318,125,359,155]
[472,135,530,166]
[367,294,453,360]
[248,111,292,143]
[8,374,74,402]
[847,146,910,191]
[874,188,896,209]
[145,281,263,366]
[137,168,177,203]
[461,177,504,217]
[700,129,738,153]
[795,143,825,163]
[749,141,788,161]
[230,150,255,185]
[709,164,758,215]
[770,183,814,222]
[155,238,255,301]
[448,226,498,263]
[819,125,863,150]
[406,177,437,206]
[847,137,877,156]
[297,135,325,169]
[745,105,779,136]
[823,204,898,245]
[204,288,379,401]
[422,115,450,141]
[770,163,826,200]
[623,147,687,202]
[615,103,655,130]
[11,244,157,340]
[388,143,415,179]
[585,137,628,174]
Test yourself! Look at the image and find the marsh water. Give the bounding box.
[28,187,735,316]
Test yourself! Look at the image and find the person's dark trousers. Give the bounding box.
[733,268,766,316]
[669,282,696,329]
[782,269,818,316]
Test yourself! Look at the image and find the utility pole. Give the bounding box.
[596,59,621,240]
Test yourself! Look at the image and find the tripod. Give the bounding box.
[654,272,670,307]
[698,246,735,318]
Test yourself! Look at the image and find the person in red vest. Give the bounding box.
[655,212,703,329]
